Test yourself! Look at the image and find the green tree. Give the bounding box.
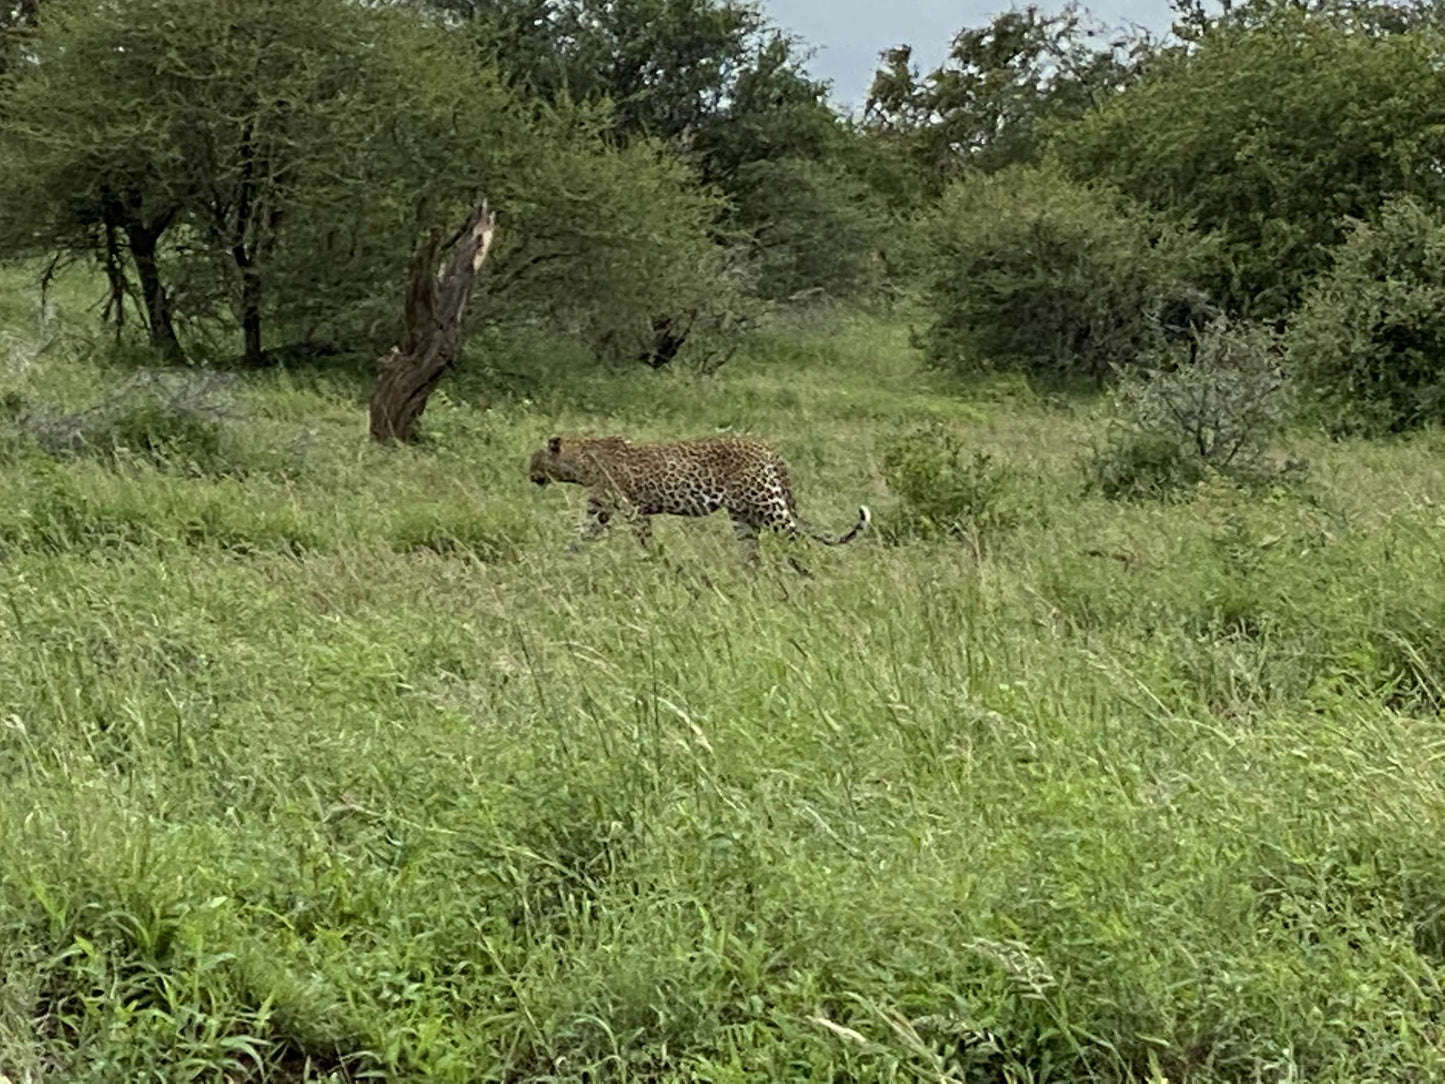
[0,0,492,361]
[724,157,884,302]
[864,4,1149,197]
[1051,10,1445,316]
[481,122,735,365]
[0,0,192,352]
[424,0,797,148]
[1169,0,1444,40]
[691,31,886,300]
[0,0,730,365]
[419,0,889,303]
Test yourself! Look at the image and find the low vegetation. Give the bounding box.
[1087,319,1297,500]
[1,270,1444,1081]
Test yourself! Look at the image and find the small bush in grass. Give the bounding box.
[7,369,233,472]
[1086,319,1297,500]
[1289,196,1445,435]
[881,422,1017,542]
[95,396,224,465]
[1085,428,1207,502]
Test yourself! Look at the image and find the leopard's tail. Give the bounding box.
[806,505,871,546]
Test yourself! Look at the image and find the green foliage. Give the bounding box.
[696,29,893,303]
[487,132,740,367]
[880,421,1017,541]
[1288,196,1445,434]
[1051,10,1445,316]
[0,0,514,358]
[81,397,223,468]
[0,0,734,366]
[441,0,782,144]
[863,3,1149,195]
[437,0,848,191]
[1086,319,1296,499]
[726,156,885,301]
[1170,0,1445,41]
[1084,426,1208,501]
[917,166,1201,382]
[428,0,893,305]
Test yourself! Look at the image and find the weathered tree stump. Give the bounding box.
[369,203,496,442]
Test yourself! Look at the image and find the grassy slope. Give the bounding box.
[1,271,1445,1082]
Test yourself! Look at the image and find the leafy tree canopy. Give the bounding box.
[1168,0,1445,40]
[915,166,1202,384]
[1050,8,1445,316]
[410,0,888,301]
[0,0,731,364]
[863,3,1151,197]
[1289,196,1445,434]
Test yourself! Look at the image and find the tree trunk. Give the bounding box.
[238,265,264,366]
[227,118,273,368]
[369,203,498,442]
[102,215,128,346]
[127,225,182,357]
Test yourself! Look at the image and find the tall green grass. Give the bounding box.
[2,270,1444,1081]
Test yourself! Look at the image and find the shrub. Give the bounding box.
[505,135,747,372]
[7,369,232,471]
[1288,196,1445,435]
[1051,12,1445,317]
[915,166,1202,384]
[1086,320,1296,500]
[1085,428,1207,502]
[880,422,1017,542]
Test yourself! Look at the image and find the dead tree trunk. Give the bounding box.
[369,203,496,442]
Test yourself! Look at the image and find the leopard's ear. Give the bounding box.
[548,436,562,454]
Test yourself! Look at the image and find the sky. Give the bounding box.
[761,0,1179,109]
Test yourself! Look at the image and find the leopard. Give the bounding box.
[528,434,870,563]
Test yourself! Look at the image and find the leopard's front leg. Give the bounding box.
[627,511,653,548]
[576,493,614,546]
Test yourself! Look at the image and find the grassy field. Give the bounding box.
[2,269,1445,1082]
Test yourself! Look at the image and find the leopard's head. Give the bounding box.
[530,435,630,487]
[529,435,613,487]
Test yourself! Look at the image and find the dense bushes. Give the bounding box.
[728,157,886,302]
[1288,197,1445,435]
[915,167,1201,383]
[1051,12,1445,317]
